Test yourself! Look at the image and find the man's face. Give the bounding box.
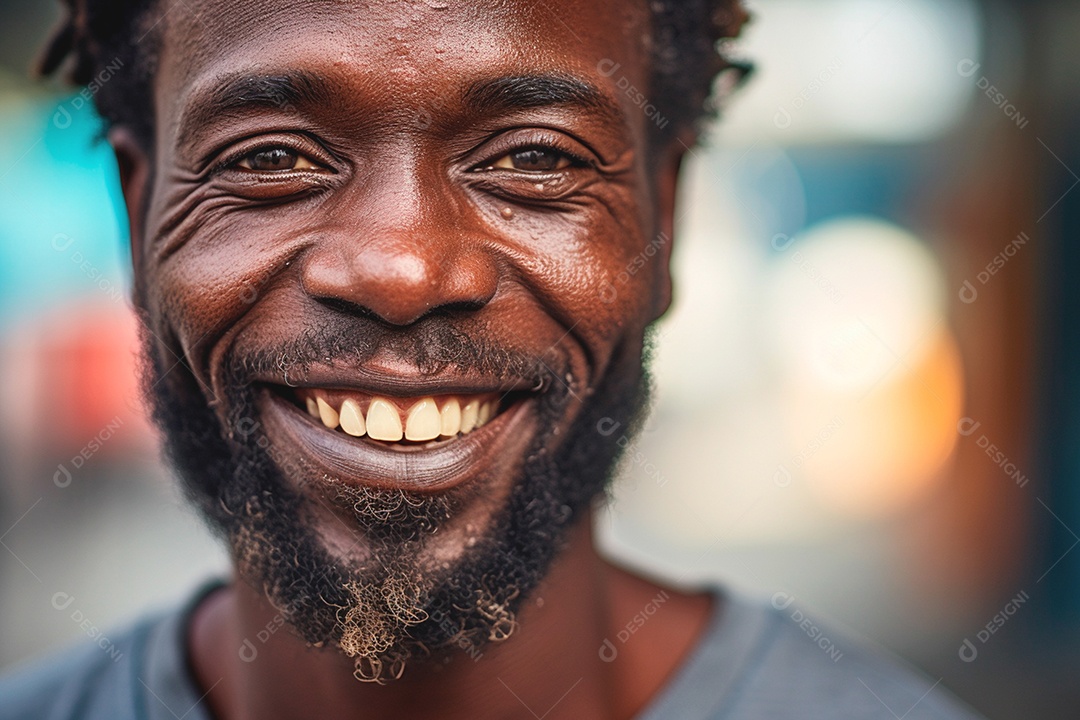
[132,0,673,681]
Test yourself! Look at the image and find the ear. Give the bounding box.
[107,127,150,275]
[650,139,687,321]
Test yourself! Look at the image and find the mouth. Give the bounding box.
[256,376,541,492]
[288,388,517,447]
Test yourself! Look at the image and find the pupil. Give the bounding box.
[514,149,556,171]
[253,148,295,170]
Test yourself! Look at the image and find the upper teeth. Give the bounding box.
[301,392,500,442]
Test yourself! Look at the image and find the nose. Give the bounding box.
[301,192,499,326]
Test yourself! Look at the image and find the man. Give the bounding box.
[2,1,984,718]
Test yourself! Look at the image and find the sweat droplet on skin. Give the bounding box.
[501,207,514,219]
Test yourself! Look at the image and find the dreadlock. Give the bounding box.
[39,0,159,148]
[38,0,750,152]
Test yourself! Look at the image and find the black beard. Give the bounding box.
[141,313,653,682]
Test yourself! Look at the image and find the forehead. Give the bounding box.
[156,0,652,141]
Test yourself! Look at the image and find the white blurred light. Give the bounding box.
[765,216,946,389]
[655,145,806,408]
[764,216,963,518]
[720,0,981,143]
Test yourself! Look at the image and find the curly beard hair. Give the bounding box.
[141,314,654,682]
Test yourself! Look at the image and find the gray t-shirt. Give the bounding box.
[0,580,985,719]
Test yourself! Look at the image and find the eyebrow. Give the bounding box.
[462,74,626,127]
[178,71,333,147]
[178,70,626,149]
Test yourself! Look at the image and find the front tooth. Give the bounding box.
[367,398,403,442]
[440,398,461,437]
[305,397,319,418]
[477,400,494,427]
[460,400,479,433]
[405,398,441,441]
[316,397,339,429]
[339,398,366,437]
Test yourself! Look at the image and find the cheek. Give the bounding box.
[483,194,655,352]
[152,217,309,380]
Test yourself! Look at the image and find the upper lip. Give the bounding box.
[251,361,540,397]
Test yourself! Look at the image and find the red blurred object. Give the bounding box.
[1,299,157,490]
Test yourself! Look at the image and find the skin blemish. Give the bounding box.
[500,207,514,219]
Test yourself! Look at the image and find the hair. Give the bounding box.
[38,0,750,152]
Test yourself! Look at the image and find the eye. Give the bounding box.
[237,147,319,172]
[486,147,574,172]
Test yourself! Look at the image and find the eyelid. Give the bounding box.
[209,133,335,176]
[467,128,597,173]
[483,148,582,173]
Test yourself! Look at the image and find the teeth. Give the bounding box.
[366,398,403,442]
[316,397,339,429]
[477,401,494,427]
[440,398,461,437]
[339,398,366,437]
[460,400,479,433]
[405,398,441,441]
[302,392,505,443]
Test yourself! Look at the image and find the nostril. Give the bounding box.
[313,296,486,324]
[314,296,384,321]
[431,300,487,316]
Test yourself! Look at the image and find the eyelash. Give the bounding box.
[213,145,587,179]
[493,147,588,172]
[471,134,595,174]
[212,136,330,175]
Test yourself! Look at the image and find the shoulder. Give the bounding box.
[0,613,160,720]
[737,595,982,719]
[0,581,223,720]
[642,589,986,720]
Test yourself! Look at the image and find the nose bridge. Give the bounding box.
[302,156,497,326]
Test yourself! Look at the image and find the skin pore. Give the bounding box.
[113,0,716,718]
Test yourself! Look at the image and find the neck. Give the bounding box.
[189,514,714,720]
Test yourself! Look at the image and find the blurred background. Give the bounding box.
[1,1,1078,717]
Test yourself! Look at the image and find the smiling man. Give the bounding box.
[0,1,987,719]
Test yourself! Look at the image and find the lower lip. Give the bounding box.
[257,388,537,493]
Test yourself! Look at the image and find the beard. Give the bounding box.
[141,312,653,682]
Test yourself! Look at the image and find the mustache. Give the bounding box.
[223,313,562,389]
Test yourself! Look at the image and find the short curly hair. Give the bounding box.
[39,0,750,152]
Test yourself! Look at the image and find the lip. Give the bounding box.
[250,361,543,398]
[257,383,538,493]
